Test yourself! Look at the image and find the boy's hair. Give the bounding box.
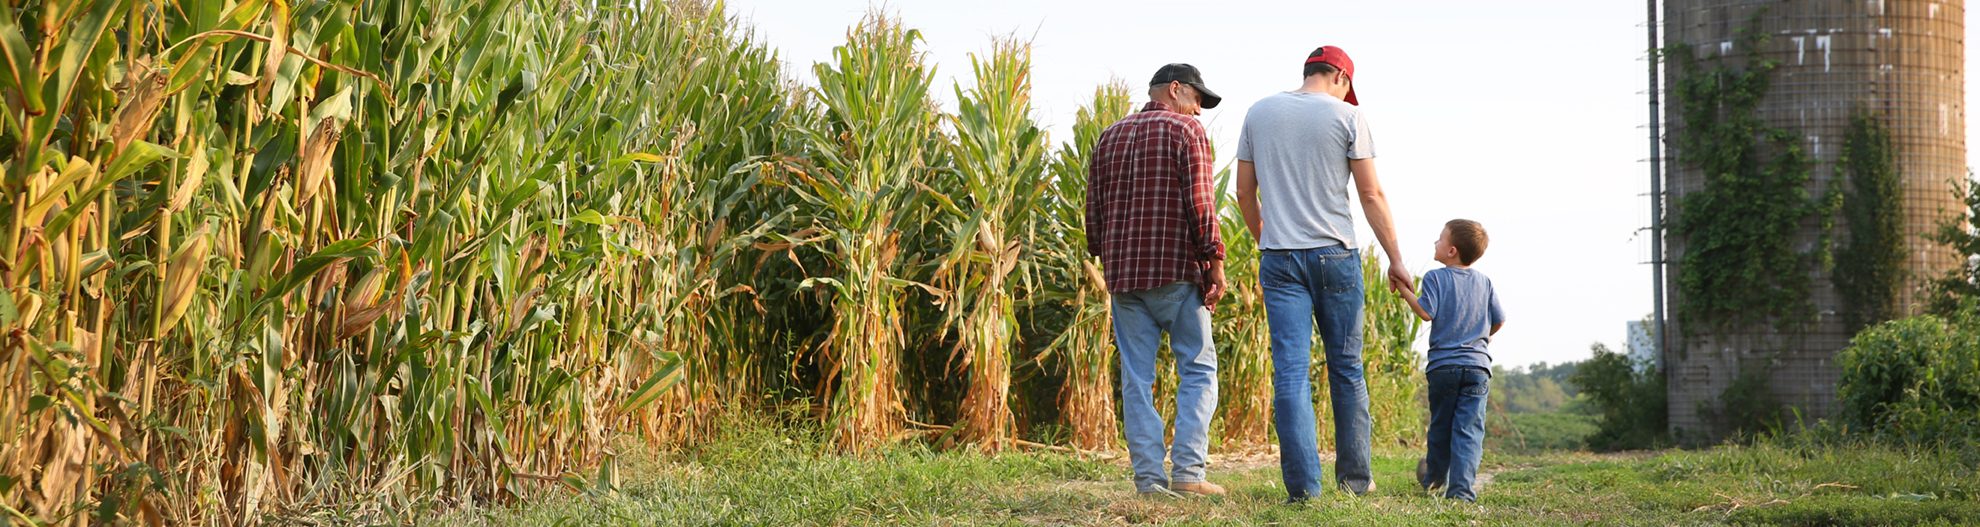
[1446,219,1488,265]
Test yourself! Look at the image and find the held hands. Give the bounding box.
[1386,260,1415,298]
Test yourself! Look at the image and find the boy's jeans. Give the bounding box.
[1113,281,1219,492]
[1422,365,1491,502]
[1259,246,1374,500]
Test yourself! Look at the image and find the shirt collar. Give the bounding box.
[1141,101,1174,113]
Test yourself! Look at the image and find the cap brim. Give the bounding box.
[1192,82,1222,109]
[1344,86,1358,106]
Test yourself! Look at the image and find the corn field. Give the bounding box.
[0,1,1419,524]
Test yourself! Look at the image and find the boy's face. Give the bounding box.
[1432,226,1459,266]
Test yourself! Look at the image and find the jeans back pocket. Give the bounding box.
[1319,250,1363,294]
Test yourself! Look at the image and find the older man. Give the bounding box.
[1235,45,1412,502]
[1086,63,1228,497]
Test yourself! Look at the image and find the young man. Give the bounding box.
[1234,45,1413,501]
[1086,63,1229,497]
[1402,219,1506,503]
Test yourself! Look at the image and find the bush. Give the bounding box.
[1701,365,1790,440]
[1836,299,1980,447]
[1569,344,1670,451]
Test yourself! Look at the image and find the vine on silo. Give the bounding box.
[1666,25,1838,333]
[1832,113,1906,332]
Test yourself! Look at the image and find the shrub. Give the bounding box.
[1570,344,1670,451]
[1700,364,1791,441]
[1836,299,1980,448]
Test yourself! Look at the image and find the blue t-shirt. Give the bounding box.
[1419,267,1505,373]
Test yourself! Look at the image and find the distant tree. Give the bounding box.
[1570,343,1669,451]
[1490,362,1582,414]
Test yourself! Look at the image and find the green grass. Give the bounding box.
[429,419,1980,526]
[1488,411,1602,453]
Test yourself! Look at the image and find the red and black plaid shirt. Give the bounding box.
[1086,101,1225,296]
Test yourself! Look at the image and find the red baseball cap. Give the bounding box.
[1304,45,1358,105]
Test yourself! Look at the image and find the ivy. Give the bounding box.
[1927,173,1980,315]
[1667,25,1836,333]
[1833,113,1906,332]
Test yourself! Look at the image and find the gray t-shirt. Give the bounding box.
[1419,267,1505,373]
[1235,91,1376,250]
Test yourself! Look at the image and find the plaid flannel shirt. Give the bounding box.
[1085,101,1225,297]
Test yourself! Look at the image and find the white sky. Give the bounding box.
[717,0,1977,367]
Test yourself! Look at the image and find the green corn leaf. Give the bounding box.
[252,238,378,314]
[46,141,180,235]
[0,286,17,329]
[48,0,124,113]
[619,352,682,412]
[0,2,42,121]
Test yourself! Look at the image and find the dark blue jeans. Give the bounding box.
[1259,246,1373,500]
[1422,365,1491,502]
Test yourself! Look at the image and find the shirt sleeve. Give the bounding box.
[1178,120,1225,263]
[1235,118,1254,163]
[1417,270,1441,320]
[1489,281,1506,326]
[1347,108,1376,160]
[1085,131,1108,258]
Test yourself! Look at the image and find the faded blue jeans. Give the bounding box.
[1260,246,1373,500]
[1113,281,1219,492]
[1422,365,1490,502]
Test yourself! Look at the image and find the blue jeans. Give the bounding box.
[1422,365,1490,502]
[1113,281,1219,492]
[1260,246,1373,499]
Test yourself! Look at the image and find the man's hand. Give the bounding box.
[1351,159,1413,299]
[1386,260,1415,298]
[1204,262,1229,306]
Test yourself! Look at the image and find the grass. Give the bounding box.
[1488,411,1602,453]
[435,419,1980,526]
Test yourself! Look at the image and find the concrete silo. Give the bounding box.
[1658,0,1966,441]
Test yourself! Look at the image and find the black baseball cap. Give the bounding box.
[1149,63,1221,109]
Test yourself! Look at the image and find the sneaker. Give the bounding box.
[1170,480,1227,496]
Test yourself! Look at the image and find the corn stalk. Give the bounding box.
[0,0,800,523]
[930,39,1047,452]
[1212,168,1272,446]
[777,14,942,453]
[1359,252,1426,448]
[1034,83,1131,451]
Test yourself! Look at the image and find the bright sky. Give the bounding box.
[718,0,1977,368]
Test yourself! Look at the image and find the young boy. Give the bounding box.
[1402,219,1505,503]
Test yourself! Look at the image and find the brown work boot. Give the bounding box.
[1170,480,1228,496]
